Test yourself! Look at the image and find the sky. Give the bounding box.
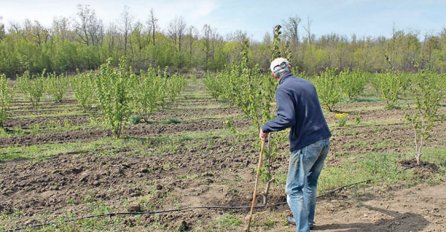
[1,0,445,41]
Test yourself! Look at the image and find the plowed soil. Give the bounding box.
[1,83,445,231]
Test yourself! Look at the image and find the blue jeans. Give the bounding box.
[286,138,330,232]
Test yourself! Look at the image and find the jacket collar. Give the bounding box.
[279,72,293,85]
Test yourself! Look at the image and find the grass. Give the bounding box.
[272,147,446,197]
[0,138,116,162]
[216,213,242,227]
[0,125,255,163]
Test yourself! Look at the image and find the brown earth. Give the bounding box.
[1,146,445,231]
[310,182,446,232]
[0,118,250,147]
[3,115,90,129]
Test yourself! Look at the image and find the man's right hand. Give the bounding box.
[259,128,269,141]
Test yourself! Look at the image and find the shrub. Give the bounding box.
[0,74,12,128]
[71,72,96,111]
[95,58,131,138]
[405,71,444,165]
[45,73,69,103]
[16,71,45,110]
[312,68,343,112]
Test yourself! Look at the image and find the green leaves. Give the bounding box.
[129,66,186,121]
[312,68,342,112]
[16,71,45,110]
[45,73,69,103]
[93,58,186,138]
[71,72,96,111]
[0,74,12,128]
[95,58,131,138]
[405,71,444,164]
[338,70,366,100]
[373,72,407,109]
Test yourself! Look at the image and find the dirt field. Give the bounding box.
[1,80,445,231]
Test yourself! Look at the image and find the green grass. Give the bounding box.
[217,213,242,227]
[1,201,126,232]
[271,146,446,197]
[0,138,118,162]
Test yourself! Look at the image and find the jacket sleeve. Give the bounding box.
[261,88,296,132]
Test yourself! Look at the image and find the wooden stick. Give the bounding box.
[245,140,265,232]
[263,135,272,205]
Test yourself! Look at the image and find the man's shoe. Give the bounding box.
[287,216,315,229]
[287,216,296,225]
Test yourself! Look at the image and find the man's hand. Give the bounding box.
[259,128,269,141]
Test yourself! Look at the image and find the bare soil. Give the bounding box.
[1,85,445,231]
[0,118,250,147]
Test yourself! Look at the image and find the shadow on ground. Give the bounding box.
[315,205,429,232]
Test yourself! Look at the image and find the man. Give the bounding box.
[259,57,331,232]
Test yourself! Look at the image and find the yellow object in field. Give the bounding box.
[335,113,348,119]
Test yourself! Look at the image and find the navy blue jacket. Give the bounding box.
[261,73,331,152]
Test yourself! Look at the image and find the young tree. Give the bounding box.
[0,74,12,128]
[405,72,444,165]
[95,58,131,138]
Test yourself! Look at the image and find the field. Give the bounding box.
[1,77,446,232]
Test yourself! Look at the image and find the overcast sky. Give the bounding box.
[1,0,445,41]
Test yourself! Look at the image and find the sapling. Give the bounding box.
[95,58,131,138]
[45,73,69,103]
[0,74,12,128]
[312,68,342,112]
[16,71,45,110]
[71,72,96,111]
[405,71,443,165]
[375,72,404,109]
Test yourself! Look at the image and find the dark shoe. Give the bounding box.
[287,216,315,230]
[287,216,296,225]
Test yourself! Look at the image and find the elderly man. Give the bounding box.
[259,58,331,232]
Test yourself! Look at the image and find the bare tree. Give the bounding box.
[146,8,158,46]
[284,16,301,47]
[202,24,213,72]
[167,16,186,51]
[75,4,104,46]
[52,17,72,41]
[105,23,120,52]
[186,26,198,67]
[303,16,312,45]
[119,5,133,54]
[23,20,49,46]
[201,24,221,72]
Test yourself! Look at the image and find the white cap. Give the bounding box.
[270,57,290,72]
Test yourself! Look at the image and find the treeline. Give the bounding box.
[1,5,446,77]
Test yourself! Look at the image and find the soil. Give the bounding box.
[1,84,445,231]
[0,118,250,147]
[3,115,90,129]
[1,150,445,231]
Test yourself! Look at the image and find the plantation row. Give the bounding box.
[205,61,445,165]
[0,58,187,138]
